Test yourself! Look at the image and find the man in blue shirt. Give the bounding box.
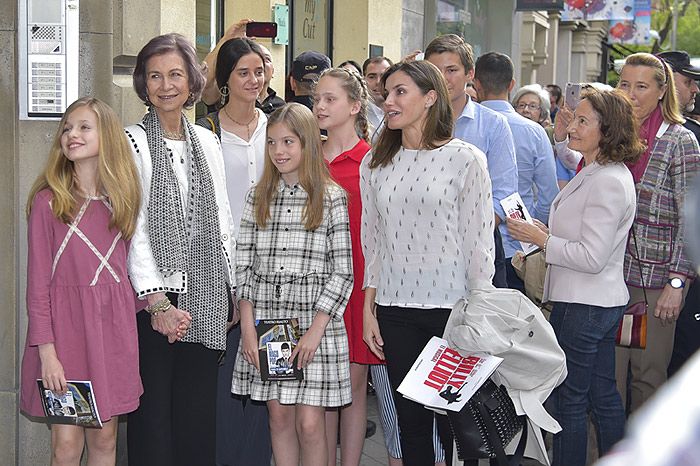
[425,34,518,288]
[473,52,559,290]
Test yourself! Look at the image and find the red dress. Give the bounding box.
[327,139,382,364]
[20,190,142,421]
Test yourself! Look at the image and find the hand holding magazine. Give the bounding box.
[37,380,102,427]
[500,192,539,255]
[397,336,502,412]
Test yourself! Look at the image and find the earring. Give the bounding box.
[219,85,229,107]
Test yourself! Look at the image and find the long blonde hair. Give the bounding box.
[26,97,141,239]
[622,53,684,125]
[315,67,371,142]
[255,103,336,230]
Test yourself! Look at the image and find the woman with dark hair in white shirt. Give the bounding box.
[360,59,494,466]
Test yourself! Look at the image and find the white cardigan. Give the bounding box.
[125,123,236,297]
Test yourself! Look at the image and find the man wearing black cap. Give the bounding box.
[658,51,700,379]
[657,50,700,141]
[290,50,331,110]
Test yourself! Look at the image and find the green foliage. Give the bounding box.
[675,3,700,55]
[650,0,700,55]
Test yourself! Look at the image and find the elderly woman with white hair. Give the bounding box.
[512,84,552,128]
[513,84,578,187]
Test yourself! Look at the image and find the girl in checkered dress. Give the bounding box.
[232,103,354,466]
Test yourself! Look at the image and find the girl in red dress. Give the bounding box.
[313,67,382,465]
[21,97,142,465]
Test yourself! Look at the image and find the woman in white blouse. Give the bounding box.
[195,37,273,465]
[360,60,495,466]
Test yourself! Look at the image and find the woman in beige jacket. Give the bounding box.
[507,88,643,466]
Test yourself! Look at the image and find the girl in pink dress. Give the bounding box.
[20,97,143,465]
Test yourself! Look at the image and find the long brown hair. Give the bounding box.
[254,103,336,230]
[621,53,684,125]
[370,60,453,168]
[26,97,141,239]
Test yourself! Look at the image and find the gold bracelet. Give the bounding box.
[542,234,552,255]
[146,297,171,315]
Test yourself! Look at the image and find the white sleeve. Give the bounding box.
[359,152,381,290]
[553,136,583,171]
[459,149,496,290]
[125,126,165,297]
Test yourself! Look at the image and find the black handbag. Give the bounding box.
[446,379,527,466]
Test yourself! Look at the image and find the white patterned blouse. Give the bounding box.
[360,138,495,309]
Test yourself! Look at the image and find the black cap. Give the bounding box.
[657,51,700,80]
[292,51,331,82]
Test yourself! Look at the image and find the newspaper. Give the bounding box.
[397,336,502,412]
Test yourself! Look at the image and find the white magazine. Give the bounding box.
[397,336,503,412]
[500,192,540,255]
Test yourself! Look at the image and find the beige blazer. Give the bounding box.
[543,161,636,307]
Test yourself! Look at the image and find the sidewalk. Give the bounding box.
[352,392,391,465]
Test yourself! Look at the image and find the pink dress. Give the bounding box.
[20,189,142,421]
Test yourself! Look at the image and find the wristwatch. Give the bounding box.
[668,277,686,289]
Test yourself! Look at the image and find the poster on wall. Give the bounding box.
[608,0,652,45]
[561,0,634,21]
[292,0,329,58]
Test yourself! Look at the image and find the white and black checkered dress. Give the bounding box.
[231,182,354,407]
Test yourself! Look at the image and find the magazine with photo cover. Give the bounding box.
[256,318,304,381]
[500,192,540,255]
[397,336,503,412]
[36,380,102,427]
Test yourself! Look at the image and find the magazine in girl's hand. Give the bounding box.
[256,318,304,381]
[500,192,540,255]
[37,380,102,427]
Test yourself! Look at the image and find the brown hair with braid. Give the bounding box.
[315,67,371,142]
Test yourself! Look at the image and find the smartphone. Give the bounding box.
[246,22,278,38]
[565,82,582,110]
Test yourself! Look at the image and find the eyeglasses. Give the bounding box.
[516,103,541,111]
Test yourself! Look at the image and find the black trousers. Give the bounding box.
[377,305,454,466]
[669,279,700,377]
[216,325,272,465]
[127,306,219,466]
[504,259,526,293]
[493,228,508,288]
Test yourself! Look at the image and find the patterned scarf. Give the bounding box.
[626,104,664,183]
[143,109,227,350]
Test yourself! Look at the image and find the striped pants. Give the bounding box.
[371,364,445,462]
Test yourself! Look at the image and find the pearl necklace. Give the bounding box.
[223,106,257,140]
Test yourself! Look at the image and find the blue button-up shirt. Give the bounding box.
[481,100,559,257]
[453,98,519,252]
